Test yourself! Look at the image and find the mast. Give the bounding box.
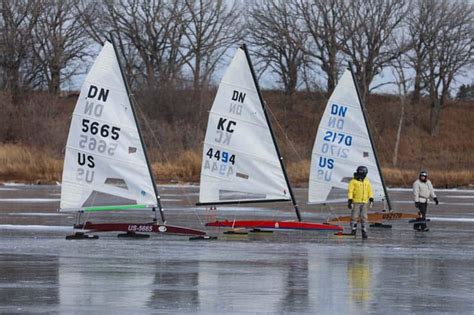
[348,63,392,211]
[109,33,166,223]
[241,44,302,221]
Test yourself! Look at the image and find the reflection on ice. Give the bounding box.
[1,184,474,313]
[59,257,155,311]
[347,254,372,307]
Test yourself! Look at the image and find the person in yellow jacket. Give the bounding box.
[348,166,374,239]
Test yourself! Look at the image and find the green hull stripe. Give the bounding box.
[84,204,149,212]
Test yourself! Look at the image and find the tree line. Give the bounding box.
[0,0,472,135]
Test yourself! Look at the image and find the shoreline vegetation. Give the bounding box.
[1,144,472,188]
[1,91,473,188]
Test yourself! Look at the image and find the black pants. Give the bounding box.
[414,202,428,230]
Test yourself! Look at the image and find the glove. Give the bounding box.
[415,202,420,209]
[369,197,374,208]
[434,197,439,205]
[348,199,353,209]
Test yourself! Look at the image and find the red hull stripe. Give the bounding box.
[74,222,206,236]
[206,220,343,231]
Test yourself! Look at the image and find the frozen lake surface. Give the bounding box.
[0,184,473,313]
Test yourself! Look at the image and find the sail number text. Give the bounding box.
[323,131,352,146]
[128,224,153,232]
[206,148,235,165]
[79,135,118,155]
[203,147,235,177]
[82,119,120,140]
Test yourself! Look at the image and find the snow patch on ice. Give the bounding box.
[0,198,59,203]
[2,183,32,187]
[389,187,474,193]
[430,217,474,223]
[442,195,474,199]
[393,200,474,206]
[0,224,72,231]
[157,183,198,188]
[8,213,67,217]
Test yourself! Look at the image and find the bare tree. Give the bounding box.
[31,0,91,94]
[0,0,41,97]
[297,0,346,96]
[183,0,242,92]
[247,0,308,97]
[75,0,108,45]
[405,0,431,103]
[103,0,191,88]
[182,0,243,123]
[416,0,473,135]
[340,0,409,100]
[390,50,412,167]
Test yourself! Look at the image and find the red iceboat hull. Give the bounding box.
[206,220,343,231]
[74,221,206,236]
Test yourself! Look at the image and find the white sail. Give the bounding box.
[60,41,157,212]
[199,47,291,204]
[308,69,385,204]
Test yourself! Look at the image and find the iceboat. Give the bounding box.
[308,66,418,227]
[198,44,342,232]
[60,37,206,239]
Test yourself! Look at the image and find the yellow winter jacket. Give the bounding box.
[348,178,374,203]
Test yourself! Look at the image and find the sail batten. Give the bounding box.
[198,47,291,205]
[308,69,386,204]
[60,41,158,211]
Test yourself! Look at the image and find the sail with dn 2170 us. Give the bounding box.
[308,68,387,205]
[60,41,157,212]
[198,46,291,205]
[311,68,420,225]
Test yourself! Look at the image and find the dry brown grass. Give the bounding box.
[0,144,471,187]
[286,159,310,186]
[284,161,473,188]
[0,144,202,184]
[0,91,472,187]
[382,167,474,188]
[151,150,202,182]
[0,144,62,183]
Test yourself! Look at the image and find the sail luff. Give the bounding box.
[348,63,392,210]
[241,44,302,222]
[109,33,165,221]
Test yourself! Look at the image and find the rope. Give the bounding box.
[265,101,306,163]
[130,93,207,228]
[364,102,410,188]
[264,101,307,214]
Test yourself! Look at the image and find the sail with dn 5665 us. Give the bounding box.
[60,41,157,212]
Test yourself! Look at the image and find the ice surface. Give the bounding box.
[0,185,473,313]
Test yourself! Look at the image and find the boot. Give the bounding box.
[351,223,357,236]
[362,230,368,239]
